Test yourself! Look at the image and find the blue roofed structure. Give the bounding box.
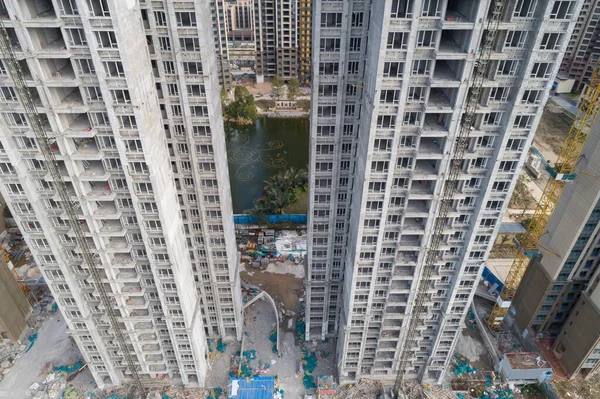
[228,376,275,399]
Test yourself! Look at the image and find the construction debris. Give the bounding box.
[335,379,384,399]
[239,229,306,267]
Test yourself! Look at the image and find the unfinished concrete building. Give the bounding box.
[254,0,298,82]
[307,0,581,384]
[0,0,242,388]
[210,0,233,88]
[513,118,600,379]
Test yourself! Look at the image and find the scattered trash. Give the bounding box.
[25,332,38,352]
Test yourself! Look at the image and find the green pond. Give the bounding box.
[225,118,310,213]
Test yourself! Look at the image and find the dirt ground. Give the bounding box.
[534,103,573,162]
[240,260,305,312]
[246,81,274,96]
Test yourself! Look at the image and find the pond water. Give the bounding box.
[225,118,310,213]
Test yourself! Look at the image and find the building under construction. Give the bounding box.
[0,0,242,391]
[307,0,582,385]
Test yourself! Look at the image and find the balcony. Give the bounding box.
[99,220,125,236]
[20,0,60,25]
[39,59,77,85]
[60,114,95,137]
[70,138,101,160]
[442,0,477,29]
[427,88,455,112]
[78,161,110,181]
[413,159,440,179]
[122,283,145,295]
[398,235,422,249]
[421,113,450,136]
[436,30,470,59]
[431,60,463,86]
[93,201,121,219]
[105,237,131,251]
[87,182,116,200]
[406,199,430,216]
[28,28,69,58]
[402,217,426,232]
[125,296,147,309]
[417,137,444,158]
[48,87,86,113]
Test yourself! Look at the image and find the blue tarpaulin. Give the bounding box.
[482,266,504,291]
[228,376,274,399]
[233,214,307,225]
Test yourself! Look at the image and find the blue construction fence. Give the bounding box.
[481,266,504,291]
[233,214,307,225]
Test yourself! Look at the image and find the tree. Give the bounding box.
[272,76,285,98]
[287,78,300,100]
[224,86,258,122]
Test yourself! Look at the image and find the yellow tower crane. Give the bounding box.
[488,68,600,331]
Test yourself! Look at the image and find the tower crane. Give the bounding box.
[0,19,144,397]
[488,69,600,331]
[393,1,504,396]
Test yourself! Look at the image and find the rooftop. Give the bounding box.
[228,376,275,399]
[505,352,551,370]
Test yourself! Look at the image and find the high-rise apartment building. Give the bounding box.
[307,0,581,384]
[254,0,298,82]
[559,0,599,91]
[0,0,242,388]
[514,119,600,379]
[227,0,254,41]
[210,0,233,87]
[298,0,312,85]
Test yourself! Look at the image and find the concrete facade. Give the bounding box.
[0,256,30,342]
[307,0,581,384]
[558,0,599,91]
[0,0,241,388]
[514,118,600,379]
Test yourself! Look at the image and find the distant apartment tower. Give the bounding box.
[514,120,600,379]
[0,0,242,388]
[227,0,254,41]
[307,0,580,384]
[559,0,599,91]
[211,0,233,87]
[298,0,312,85]
[254,0,298,82]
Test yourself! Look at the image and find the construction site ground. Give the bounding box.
[207,257,336,397]
[534,103,572,162]
[0,310,95,399]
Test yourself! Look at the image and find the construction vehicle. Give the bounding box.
[487,69,600,331]
[0,19,145,397]
[393,1,504,396]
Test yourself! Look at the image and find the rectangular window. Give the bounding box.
[530,62,553,79]
[176,12,197,27]
[391,0,413,18]
[383,62,404,78]
[321,12,342,27]
[387,32,408,49]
